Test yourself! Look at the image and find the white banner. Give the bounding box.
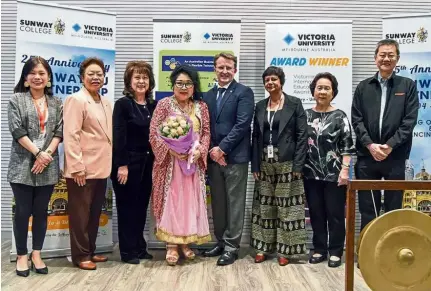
[383,13,431,215]
[151,18,241,245]
[265,20,353,118]
[11,0,116,259]
[265,20,353,244]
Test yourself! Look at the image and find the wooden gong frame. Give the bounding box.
[345,180,430,291]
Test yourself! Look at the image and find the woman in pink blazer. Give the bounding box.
[63,57,113,270]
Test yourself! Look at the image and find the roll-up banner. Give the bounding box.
[11,0,116,260]
[265,20,353,244]
[383,13,431,216]
[151,18,241,245]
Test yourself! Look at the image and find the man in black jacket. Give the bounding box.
[351,39,419,231]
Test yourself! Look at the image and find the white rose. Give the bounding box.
[177,127,184,135]
[179,120,187,127]
[172,122,179,127]
[162,126,170,134]
[170,129,178,136]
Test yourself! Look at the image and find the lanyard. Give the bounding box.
[267,96,283,145]
[32,97,47,133]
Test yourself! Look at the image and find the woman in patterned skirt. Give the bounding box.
[250,66,308,265]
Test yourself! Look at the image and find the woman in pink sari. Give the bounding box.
[150,65,211,266]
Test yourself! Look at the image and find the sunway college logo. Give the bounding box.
[53,18,65,35]
[417,27,428,43]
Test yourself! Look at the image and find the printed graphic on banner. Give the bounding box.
[12,0,116,256]
[153,21,241,101]
[383,15,431,216]
[397,53,431,215]
[265,22,353,118]
[156,50,233,100]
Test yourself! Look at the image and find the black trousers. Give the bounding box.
[66,178,107,265]
[112,157,153,260]
[303,179,346,257]
[10,183,54,256]
[355,156,405,230]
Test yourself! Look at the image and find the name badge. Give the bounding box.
[267,145,274,159]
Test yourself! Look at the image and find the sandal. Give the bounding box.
[254,253,266,263]
[180,245,196,260]
[166,244,179,266]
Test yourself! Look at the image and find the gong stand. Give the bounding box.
[345,180,430,291]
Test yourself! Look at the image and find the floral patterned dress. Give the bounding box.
[149,97,211,244]
[304,109,355,181]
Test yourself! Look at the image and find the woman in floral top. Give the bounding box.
[304,72,355,268]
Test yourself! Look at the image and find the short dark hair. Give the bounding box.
[309,72,339,99]
[375,39,400,56]
[170,64,201,100]
[79,57,105,80]
[214,52,238,69]
[14,56,54,96]
[262,66,285,86]
[123,61,155,101]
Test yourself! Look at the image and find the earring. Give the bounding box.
[46,81,51,88]
[24,81,29,87]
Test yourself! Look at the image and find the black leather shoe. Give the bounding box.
[121,258,140,264]
[16,261,29,277]
[203,245,224,257]
[30,252,48,274]
[309,254,327,264]
[328,257,342,268]
[217,251,238,266]
[138,251,153,260]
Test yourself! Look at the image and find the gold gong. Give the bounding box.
[358,209,431,291]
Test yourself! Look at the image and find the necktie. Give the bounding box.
[216,87,227,112]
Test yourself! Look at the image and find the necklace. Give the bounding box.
[173,97,192,115]
[32,95,46,107]
[134,97,147,105]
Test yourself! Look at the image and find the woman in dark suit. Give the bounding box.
[250,66,308,266]
[111,61,156,264]
[8,56,63,276]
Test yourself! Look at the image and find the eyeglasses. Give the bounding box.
[174,82,194,89]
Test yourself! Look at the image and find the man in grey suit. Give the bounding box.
[203,52,255,266]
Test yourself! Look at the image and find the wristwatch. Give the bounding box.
[46,149,53,155]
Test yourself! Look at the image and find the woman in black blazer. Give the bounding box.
[111,61,157,264]
[250,66,308,266]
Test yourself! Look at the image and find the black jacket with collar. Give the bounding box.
[251,93,307,173]
[351,72,419,159]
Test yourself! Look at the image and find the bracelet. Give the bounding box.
[34,149,42,157]
[342,163,350,167]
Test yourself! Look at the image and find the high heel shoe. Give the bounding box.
[15,257,29,277]
[180,245,195,260]
[30,252,48,274]
[166,245,179,266]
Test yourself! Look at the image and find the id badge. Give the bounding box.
[267,145,274,159]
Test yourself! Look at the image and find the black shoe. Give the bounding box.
[203,245,224,257]
[16,260,29,277]
[30,252,48,274]
[216,251,238,266]
[328,256,342,268]
[138,251,153,260]
[309,254,327,264]
[121,257,140,264]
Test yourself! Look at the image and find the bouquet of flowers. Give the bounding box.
[159,114,199,175]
